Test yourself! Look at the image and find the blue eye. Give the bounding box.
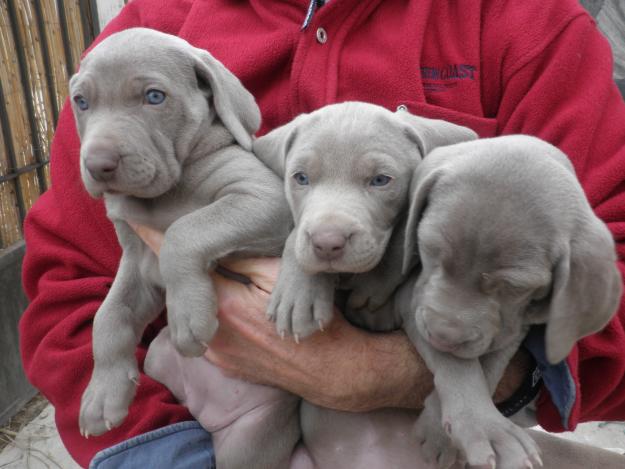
[293,172,309,185]
[73,95,89,111]
[145,89,166,105]
[370,174,392,187]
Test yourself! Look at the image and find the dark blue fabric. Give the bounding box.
[524,326,576,429]
[615,79,625,100]
[89,421,215,469]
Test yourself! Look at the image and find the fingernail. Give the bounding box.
[105,420,112,431]
[318,320,325,331]
[280,330,285,340]
[524,459,533,469]
[294,334,300,344]
[533,454,543,467]
[488,455,496,469]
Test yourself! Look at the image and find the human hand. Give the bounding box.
[128,222,430,411]
[128,222,526,412]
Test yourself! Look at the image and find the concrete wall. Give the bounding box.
[0,242,36,426]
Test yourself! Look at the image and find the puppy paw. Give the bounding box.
[267,272,334,341]
[344,299,402,332]
[445,410,542,469]
[346,285,392,313]
[79,364,139,437]
[164,274,221,357]
[343,263,405,310]
[168,301,219,357]
[415,397,463,469]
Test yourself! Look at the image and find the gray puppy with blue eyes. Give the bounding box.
[69,28,292,463]
[253,101,478,340]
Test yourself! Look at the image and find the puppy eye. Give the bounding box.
[293,172,309,185]
[145,89,166,105]
[370,174,392,187]
[73,95,89,111]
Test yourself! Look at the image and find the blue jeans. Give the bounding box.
[89,421,215,469]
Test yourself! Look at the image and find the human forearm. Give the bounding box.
[130,222,533,413]
[337,329,531,413]
[340,330,431,412]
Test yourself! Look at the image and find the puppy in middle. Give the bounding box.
[146,102,477,469]
[253,102,477,340]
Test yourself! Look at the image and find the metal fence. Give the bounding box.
[0,0,98,250]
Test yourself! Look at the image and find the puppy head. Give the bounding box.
[404,138,621,360]
[69,28,260,198]
[254,102,476,274]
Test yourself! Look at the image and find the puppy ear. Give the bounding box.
[542,220,621,364]
[252,116,304,177]
[192,49,261,151]
[401,163,444,274]
[394,110,478,156]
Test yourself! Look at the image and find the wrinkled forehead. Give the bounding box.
[74,33,192,88]
[420,179,557,271]
[289,107,411,170]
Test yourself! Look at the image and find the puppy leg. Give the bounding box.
[415,391,463,469]
[480,338,526,395]
[413,334,542,469]
[160,193,289,355]
[267,231,335,340]
[80,222,164,436]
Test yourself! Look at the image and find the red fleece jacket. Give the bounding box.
[20,0,625,466]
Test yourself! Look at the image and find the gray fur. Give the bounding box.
[70,28,294,469]
[253,102,477,339]
[400,135,622,468]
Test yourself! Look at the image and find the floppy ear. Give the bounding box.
[191,49,261,151]
[252,115,304,177]
[542,220,622,364]
[394,110,478,156]
[401,164,444,274]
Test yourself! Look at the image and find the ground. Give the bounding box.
[0,395,624,468]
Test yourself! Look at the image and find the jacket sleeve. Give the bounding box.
[19,1,194,467]
[483,2,625,431]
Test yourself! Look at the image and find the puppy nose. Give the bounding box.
[311,229,347,260]
[84,150,120,182]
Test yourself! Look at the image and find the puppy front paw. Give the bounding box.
[267,273,334,341]
[445,410,542,469]
[415,396,463,469]
[344,299,402,332]
[342,260,405,312]
[346,280,394,313]
[167,282,219,356]
[168,301,219,357]
[79,364,139,437]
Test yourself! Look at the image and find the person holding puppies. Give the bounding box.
[20,0,625,467]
